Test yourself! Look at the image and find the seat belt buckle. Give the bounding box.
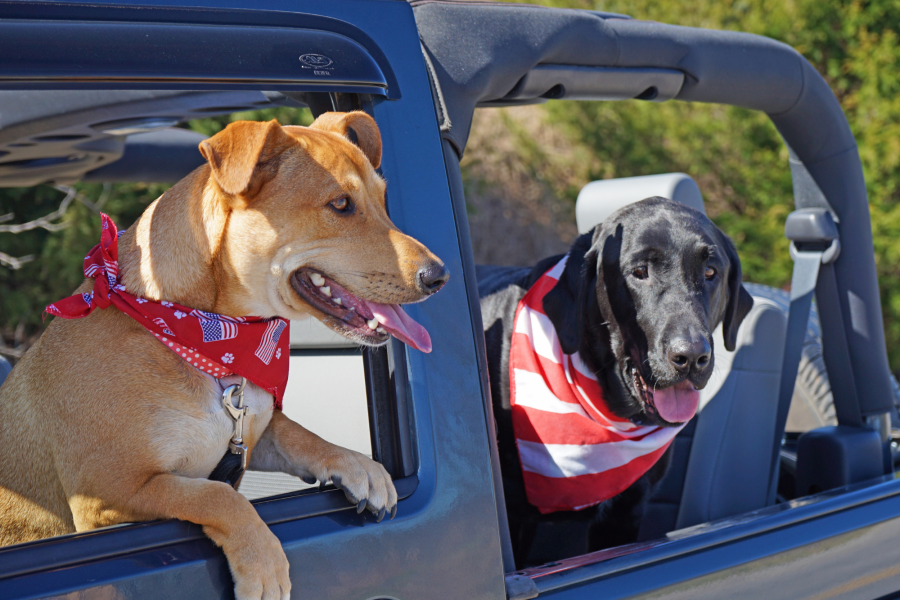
[785,208,840,264]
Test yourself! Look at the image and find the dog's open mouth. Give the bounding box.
[633,369,700,425]
[290,268,432,353]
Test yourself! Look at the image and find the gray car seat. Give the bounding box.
[574,174,787,538]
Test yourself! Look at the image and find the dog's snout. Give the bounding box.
[417,262,449,294]
[667,336,711,373]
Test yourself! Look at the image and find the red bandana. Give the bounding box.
[46,214,291,409]
[509,256,685,514]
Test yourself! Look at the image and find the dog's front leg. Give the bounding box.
[250,410,398,521]
[91,474,290,600]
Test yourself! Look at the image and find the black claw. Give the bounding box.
[319,480,328,491]
[390,505,397,520]
[356,498,367,514]
[376,507,386,523]
[301,475,316,485]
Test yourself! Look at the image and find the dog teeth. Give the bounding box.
[333,298,342,305]
[321,286,331,297]
[377,326,386,333]
[367,318,379,330]
[310,273,325,286]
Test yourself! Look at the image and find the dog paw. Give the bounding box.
[314,445,398,522]
[218,525,291,600]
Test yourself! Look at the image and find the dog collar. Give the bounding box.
[509,255,685,514]
[45,214,291,409]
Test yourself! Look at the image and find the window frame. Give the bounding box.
[0,88,419,579]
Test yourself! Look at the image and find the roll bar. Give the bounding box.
[414,3,893,425]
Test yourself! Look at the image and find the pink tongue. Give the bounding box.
[361,300,432,353]
[652,381,700,423]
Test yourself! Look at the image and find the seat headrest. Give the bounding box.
[575,173,706,234]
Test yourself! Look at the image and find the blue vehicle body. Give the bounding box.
[0,1,897,599]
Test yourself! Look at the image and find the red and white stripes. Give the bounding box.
[509,256,684,514]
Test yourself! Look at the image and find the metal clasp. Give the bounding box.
[221,378,248,470]
[785,208,841,265]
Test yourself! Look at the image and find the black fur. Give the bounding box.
[478,197,753,567]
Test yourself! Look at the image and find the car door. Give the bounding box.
[0,2,508,598]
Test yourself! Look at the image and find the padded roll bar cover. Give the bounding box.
[575,173,705,234]
[795,426,885,497]
[414,2,894,418]
[82,128,208,183]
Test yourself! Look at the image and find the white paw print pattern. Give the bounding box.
[221,353,234,364]
[115,284,126,291]
[135,297,148,304]
[174,310,186,319]
[161,301,173,307]
[275,348,282,360]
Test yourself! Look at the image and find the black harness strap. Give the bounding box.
[209,450,245,489]
[207,378,249,490]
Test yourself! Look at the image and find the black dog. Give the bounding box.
[478,197,753,567]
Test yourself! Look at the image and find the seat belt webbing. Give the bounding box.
[765,208,841,505]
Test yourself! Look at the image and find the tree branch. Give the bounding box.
[0,340,24,359]
[0,186,77,234]
[0,184,111,270]
[0,251,35,270]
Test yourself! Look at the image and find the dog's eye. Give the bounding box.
[705,266,716,280]
[329,197,353,213]
[632,266,649,280]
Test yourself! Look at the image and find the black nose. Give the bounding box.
[417,263,449,294]
[667,336,711,373]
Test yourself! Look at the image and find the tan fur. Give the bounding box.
[0,112,444,600]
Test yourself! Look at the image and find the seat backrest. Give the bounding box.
[675,294,786,528]
[575,173,706,234]
[575,173,784,537]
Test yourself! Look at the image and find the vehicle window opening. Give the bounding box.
[461,101,888,573]
[0,88,415,545]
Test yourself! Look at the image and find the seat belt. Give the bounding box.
[765,209,840,505]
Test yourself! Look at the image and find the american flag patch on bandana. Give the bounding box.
[190,309,244,343]
[255,319,287,365]
[44,213,291,408]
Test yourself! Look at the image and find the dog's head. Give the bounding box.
[199,112,447,352]
[544,196,753,426]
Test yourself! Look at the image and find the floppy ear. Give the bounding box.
[721,235,754,352]
[543,230,599,355]
[199,119,292,199]
[309,111,382,169]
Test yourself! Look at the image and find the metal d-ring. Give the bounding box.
[221,378,248,468]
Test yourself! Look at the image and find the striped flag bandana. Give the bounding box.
[45,214,291,409]
[510,255,686,514]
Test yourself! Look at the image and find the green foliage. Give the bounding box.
[502,0,900,370]
[0,107,311,354]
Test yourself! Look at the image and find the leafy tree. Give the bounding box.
[495,0,900,370]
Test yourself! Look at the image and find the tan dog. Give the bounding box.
[0,112,447,600]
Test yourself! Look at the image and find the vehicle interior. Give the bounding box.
[1,84,894,563]
[1,2,898,595]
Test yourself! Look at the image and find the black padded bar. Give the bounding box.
[607,18,892,420]
[82,128,207,183]
[413,3,895,420]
